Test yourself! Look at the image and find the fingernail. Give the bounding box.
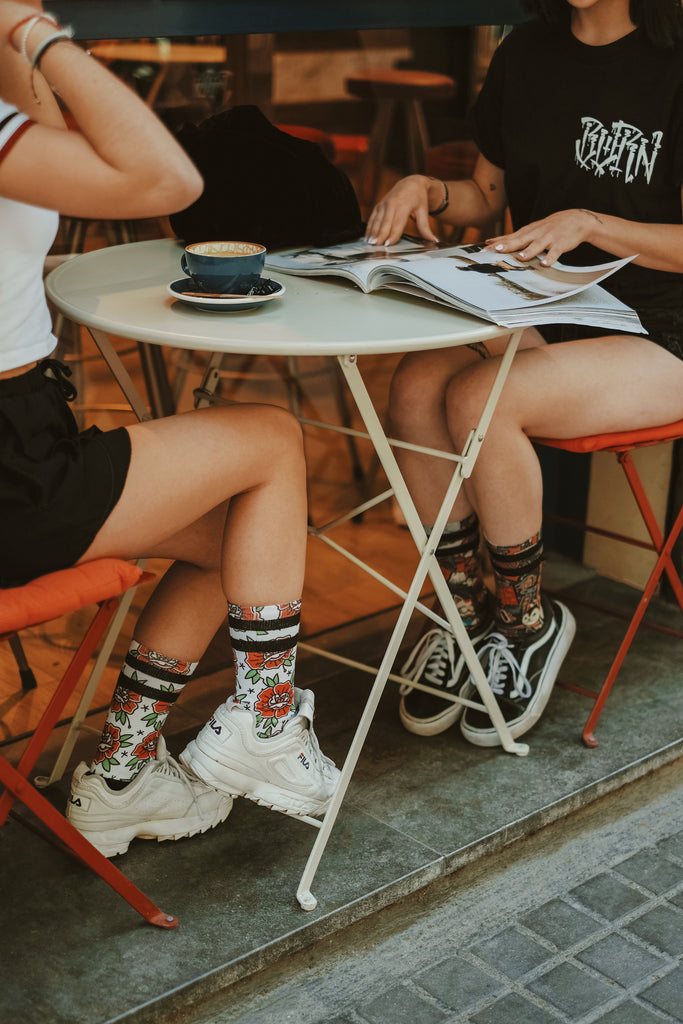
[368,237,377,245]
[495,244,504,251]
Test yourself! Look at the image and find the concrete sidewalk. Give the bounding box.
[180,759,683,1024]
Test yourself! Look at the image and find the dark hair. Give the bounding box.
[522,0,683,47]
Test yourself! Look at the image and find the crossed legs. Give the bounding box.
[67,402,339,856]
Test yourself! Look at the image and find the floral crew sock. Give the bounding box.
[228,600,301,739]
[486,532,545,641]
[434,513,492,633]
[91,641,197,788]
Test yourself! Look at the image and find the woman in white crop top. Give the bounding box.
[0,1,339,854]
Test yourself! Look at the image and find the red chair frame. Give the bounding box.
[0,559,178,929]
[534,419,683,747]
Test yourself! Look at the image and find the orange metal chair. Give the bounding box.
[534,419,683,747]
[0,558,178,929]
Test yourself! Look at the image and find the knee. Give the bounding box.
[388,352,451,436]
[445,362,499,442]
[260,404,304,455]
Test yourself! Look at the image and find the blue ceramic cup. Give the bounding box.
[180,240,267,294]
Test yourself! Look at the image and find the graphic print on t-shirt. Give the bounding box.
[575,116,663,184]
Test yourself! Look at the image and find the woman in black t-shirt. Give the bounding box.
[366,0,683,747]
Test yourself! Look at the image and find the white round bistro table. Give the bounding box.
[46,237,528,911]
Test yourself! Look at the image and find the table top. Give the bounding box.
[45,238,510,358]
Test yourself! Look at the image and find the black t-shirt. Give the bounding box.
[471,20,683,312]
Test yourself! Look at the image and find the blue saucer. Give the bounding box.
[168,278,285,312]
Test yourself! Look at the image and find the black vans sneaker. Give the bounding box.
[459,598,576,747]
[398,620,492,736]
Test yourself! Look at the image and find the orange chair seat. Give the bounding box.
[534,418,683,455]
[0,559,145,633]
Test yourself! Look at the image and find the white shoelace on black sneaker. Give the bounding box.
[478,633,532,700]
[400,629,458,694]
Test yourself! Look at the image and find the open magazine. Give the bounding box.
[266,237,645,333]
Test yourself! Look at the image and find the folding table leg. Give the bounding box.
[296,333,526,910]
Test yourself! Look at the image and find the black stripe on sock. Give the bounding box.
[489,551,545,577]
[115,678,182,703]
[228,613,300,632]
[230,635,297,654]
[124,653,195,686]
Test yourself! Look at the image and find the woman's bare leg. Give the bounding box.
[79,401,308,660]
[447,335,683,545]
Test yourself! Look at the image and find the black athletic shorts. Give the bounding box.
[0,359,132,588]
[537,306,683,361]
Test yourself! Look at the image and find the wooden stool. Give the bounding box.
[345,69,456,212]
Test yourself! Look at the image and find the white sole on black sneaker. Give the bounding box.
[460,600,576,747]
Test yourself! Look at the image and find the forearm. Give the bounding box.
[3,13,202,208]
[435,176,503,230]
[582,210,683,274]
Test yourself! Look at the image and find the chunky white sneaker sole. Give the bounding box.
[180,688,339,818]
[67,738,233,857]
[460,600,576,747]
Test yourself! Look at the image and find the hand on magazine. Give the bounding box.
[486,209,599,267]
[365,175,440,247]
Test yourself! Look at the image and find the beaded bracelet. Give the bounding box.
[30,27,75,69]
[17,14,58,61]
[427,177,450,217]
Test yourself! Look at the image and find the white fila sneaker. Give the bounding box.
[66,736,233,857]
[180,688,340,817]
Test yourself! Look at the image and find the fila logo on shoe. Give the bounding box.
[70,796,82,806]
[298,752,310,770]
[209,717,222,735]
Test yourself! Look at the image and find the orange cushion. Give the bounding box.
[0,559,145,633]
[534,418,683,454]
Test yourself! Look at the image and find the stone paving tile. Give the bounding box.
[576,932,667,987]
[638,967,683,1020]
[527,961,617,1018]
[520,898,602,948]
[626,904,683,957]
[468,992,557,1024]
[657,831,683,862]
[570,872,650,920]
[614,849,683,895]
[361,984,447,1024]
[669,889,683,910]
[470,927,552,980]
[416,956,504,1011]
[594,999,676,1023]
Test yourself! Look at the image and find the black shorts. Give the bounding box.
[536,306,683,361]
[0,359,132,588]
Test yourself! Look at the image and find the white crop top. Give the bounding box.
[0,98,59,371]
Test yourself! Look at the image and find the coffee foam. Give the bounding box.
[188,241,264,258]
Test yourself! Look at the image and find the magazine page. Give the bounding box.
[266,237,450,289]
[378,243,634,312]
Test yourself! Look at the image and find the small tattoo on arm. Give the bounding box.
[467,341,490,360]
[489,183,497,191]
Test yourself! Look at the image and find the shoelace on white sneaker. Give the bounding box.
[286,699,337,780]
[477,632,532,700]
[153,745,206,813]
[400,629,458,694]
